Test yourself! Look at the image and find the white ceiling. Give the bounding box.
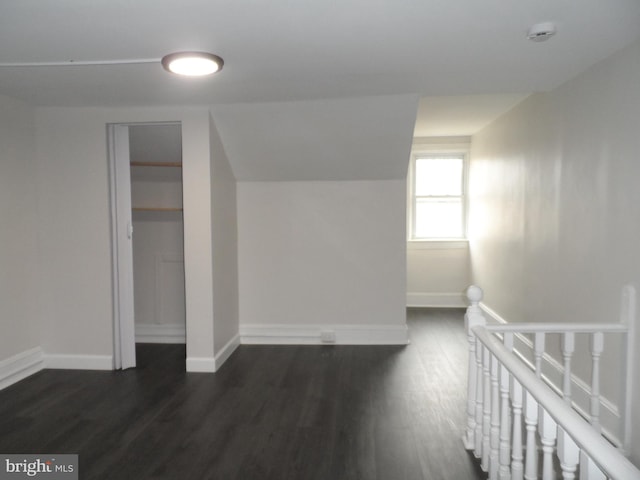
[0,0,639,108]
[2,1,639,181]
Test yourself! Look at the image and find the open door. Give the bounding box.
[108,124,136,369]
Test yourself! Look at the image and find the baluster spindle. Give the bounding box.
[464,285,485,450]
[482,346,492,471]
[499,333,513,480]
[511,379,524,480]
[534,332,545,432]
[490,353,500,479]
[534,332,545,378]
[589,332,603,433]
[562,332,575,405]
[464,324,478,449]
[524,391,538,480]
[475,342,484,457]
[557,427,579,480]
[539,408,557,480]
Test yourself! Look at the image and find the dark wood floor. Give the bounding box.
[0,309,485,480]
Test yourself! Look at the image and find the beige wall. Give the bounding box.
[469,38,640,463]
[0,95,40,361]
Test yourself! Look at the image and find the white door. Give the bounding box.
[108,124,136,369]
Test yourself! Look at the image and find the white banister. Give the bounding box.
[472,325,640,480]
[510,378,524,480]
[490,353,501,479]
[462,284,638,480]
[482,323,627,333]
[523,391,538,480]
[590,331,603,433]
[534,332,545,378]
[581,453,607,480]
[475,341,484,456]
[558,427,579,480]
[463,285,485,450]
[562,332,575,405]
[499,333,513,480]
[482,345,492,471]
[539,408,557,480]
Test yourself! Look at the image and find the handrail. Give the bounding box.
[485,323,627,333]
[473,325,640,480]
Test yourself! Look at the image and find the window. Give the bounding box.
[409,152,466,240]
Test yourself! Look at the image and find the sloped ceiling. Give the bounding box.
[414,94,530,137]
[211,95,418,181]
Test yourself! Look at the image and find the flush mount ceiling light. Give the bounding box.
[161,52,224,76]
[527,22,557,42]
[0,51,224,77]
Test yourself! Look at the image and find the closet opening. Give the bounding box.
[109,122,186,371]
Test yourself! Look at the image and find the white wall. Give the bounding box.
[215,95,416,344]
[469,38,640,464]
[34,108,115,359]
[33,107,216,369]
[237,180,408,343]
[407,243,470,307]
[0,95,40,361]
[209,114,240,359]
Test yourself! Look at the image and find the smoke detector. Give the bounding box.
[527,22,557,42]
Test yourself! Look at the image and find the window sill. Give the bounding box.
[407,239,469,250]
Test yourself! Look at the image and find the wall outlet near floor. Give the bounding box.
[320,330,336,343]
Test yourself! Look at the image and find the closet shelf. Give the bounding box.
[132,207,183,212]
[130,161,182,167]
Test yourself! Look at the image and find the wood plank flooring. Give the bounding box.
[0,309,485,479]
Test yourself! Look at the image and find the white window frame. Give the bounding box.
[407,144,469,245]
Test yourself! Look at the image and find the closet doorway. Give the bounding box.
[109,122,186,370]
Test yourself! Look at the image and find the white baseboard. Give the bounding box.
[44,354,113,370]
[215,334,240,370]
[407,292,466,308]
[240,324,409,345]
[479,302,622,447]
[186,356,217,373]
[0,347,45,391]
[186,334,241,373]
[135,323,186,344]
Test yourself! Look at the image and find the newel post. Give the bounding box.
[464,285,486,450]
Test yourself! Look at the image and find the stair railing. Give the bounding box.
[463,285,639,480]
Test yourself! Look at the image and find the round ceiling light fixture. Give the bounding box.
[527,22,557,42]
[161,51,224,76]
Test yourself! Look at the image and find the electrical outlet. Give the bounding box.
[320,330,336,343]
